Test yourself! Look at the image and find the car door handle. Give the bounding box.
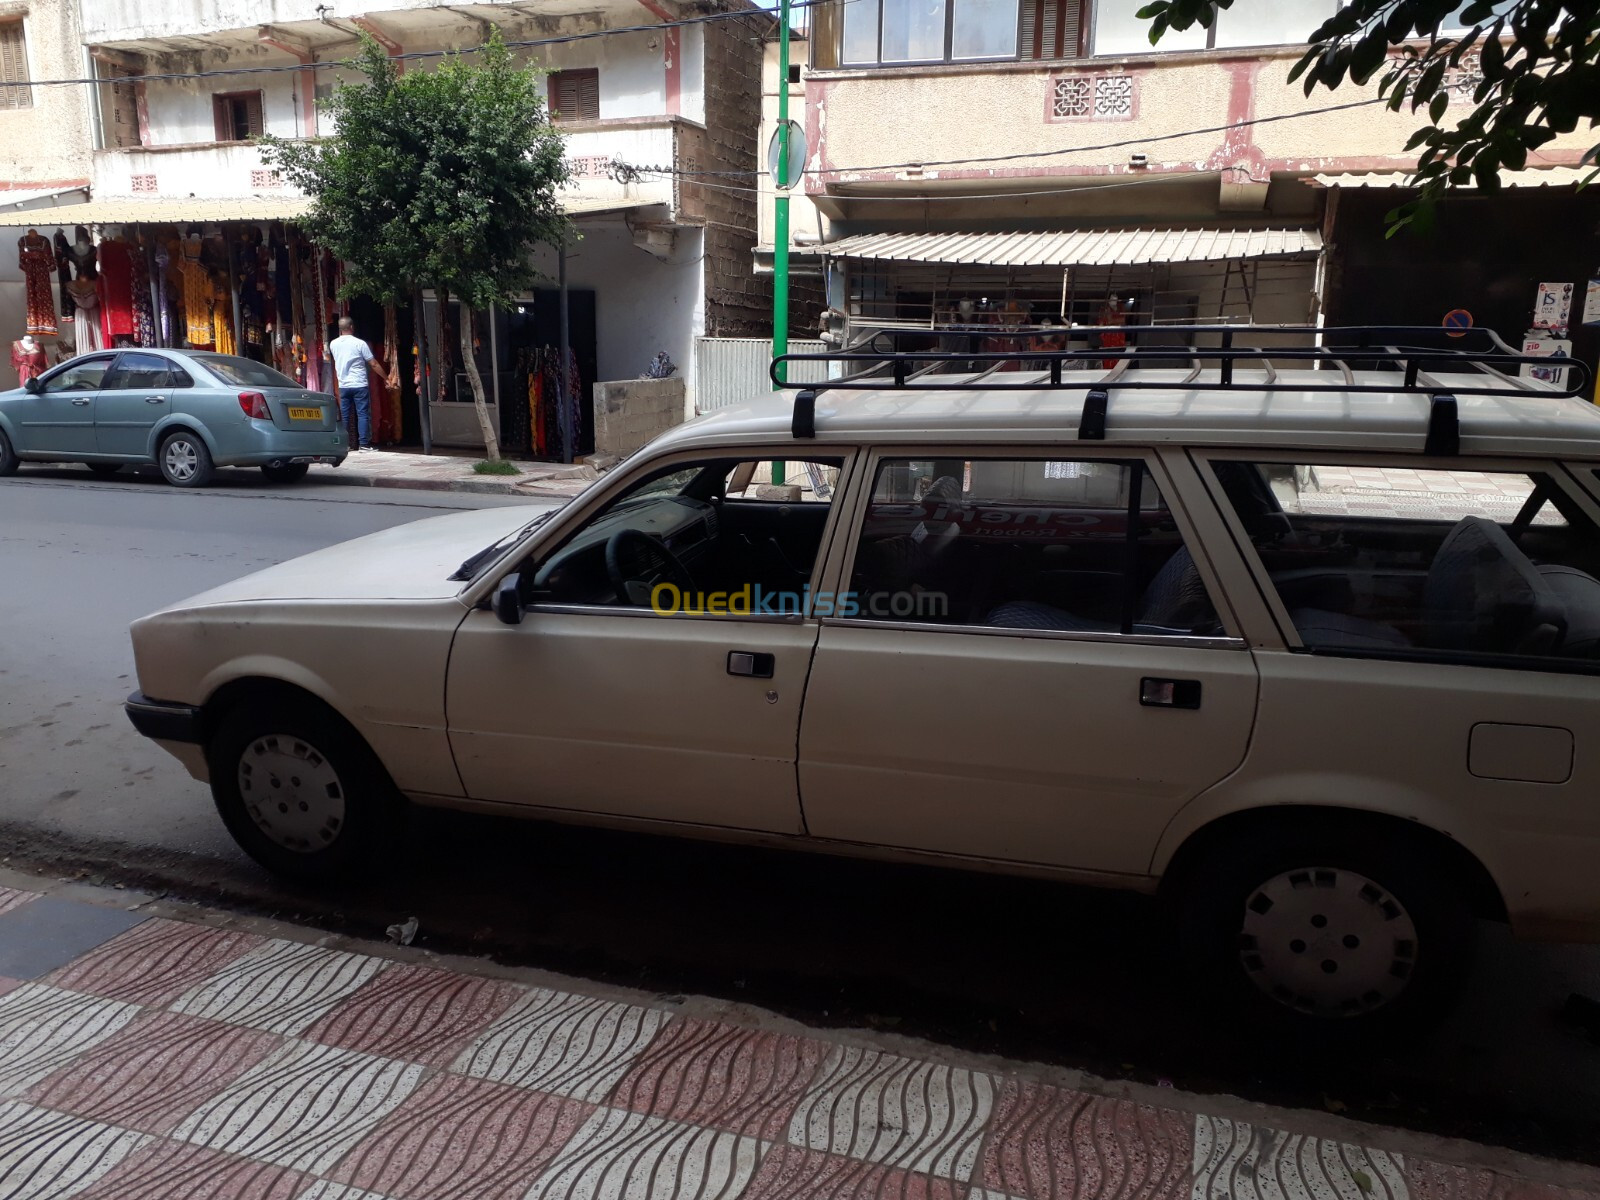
[1140,677,1202,709]
[727,651,775,678]
[144,396,166,404]
[70,398,91,406]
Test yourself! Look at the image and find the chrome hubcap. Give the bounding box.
[164,439,198,481]
[237,734,345,853]
[1238,867,1418,1018]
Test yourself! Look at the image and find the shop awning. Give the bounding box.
[1312,165,1595,189]
[820,227,1321,268]
[0,185,91,215]
[45,193,661,227]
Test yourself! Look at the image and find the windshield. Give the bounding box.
[196,355,302,389]
[450,509,558,581]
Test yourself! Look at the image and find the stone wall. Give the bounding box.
[699,14,772,339]
[592,377,687,458]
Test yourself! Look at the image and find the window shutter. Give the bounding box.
[0,21,30,110]
[1020,0,1084,60]
[247,92,264,138]
[548,69,599,121]
[213,94,229,141]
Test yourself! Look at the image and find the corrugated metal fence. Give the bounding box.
[695,337,829,413]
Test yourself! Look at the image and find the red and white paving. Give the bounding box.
[0,878,1595,1200]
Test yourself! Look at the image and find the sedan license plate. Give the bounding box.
[288,405,321,421]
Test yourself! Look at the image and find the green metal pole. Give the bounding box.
[772,0,792,485]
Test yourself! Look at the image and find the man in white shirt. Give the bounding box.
[328,316,389,451]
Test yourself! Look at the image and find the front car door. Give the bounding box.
[9,354,113,456]
[445,451,853,833]
[797,447,1260,876]
[95,351,175,458]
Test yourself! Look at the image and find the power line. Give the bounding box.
[18,2,828,89]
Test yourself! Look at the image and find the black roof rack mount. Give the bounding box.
[771,323,1590,403]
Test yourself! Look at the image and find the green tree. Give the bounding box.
[1138,0,1600,231]
[264,32,570,458]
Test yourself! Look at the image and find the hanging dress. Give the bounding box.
[11,340,47,385]
[129,245,156,348]
[18,233,58,337]
[98,240,136,346]
[177,237,214,348]
[52,231,75,324]
[65,279,103,351]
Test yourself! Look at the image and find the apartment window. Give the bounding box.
[841,0,1081,66]
[1093,0,1338,55]
[548,69,600,122]
[212,91,264,142]
[0,20,31,111]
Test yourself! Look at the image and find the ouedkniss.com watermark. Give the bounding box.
[650,584,947,619]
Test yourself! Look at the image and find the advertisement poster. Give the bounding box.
[1532,281,1575,331]
[1521,336,1573,389]
[1584,277,1600,327]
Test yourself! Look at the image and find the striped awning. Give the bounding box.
[49,193,659,226]
[1312,165,1595,189]
[820,227,1321,268]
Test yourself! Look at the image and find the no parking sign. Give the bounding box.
[1442,309,1473,337]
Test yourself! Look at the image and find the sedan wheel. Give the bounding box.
[208,698,398,879]
[0,428,18,477]
[159,430,214,488]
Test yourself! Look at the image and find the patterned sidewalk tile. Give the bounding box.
[0,984,142,1097]
[73,1137,310,1200]
[522,1105,767,1200]
[329,1073,591,1199]
[45,920,264,1007]
[171,940,386,1036]
[786,1045,996,1182]
[0,887,40,918]
[978,1081,1194,1200]
[1191,1116,1410,1200]
[741,1144,963,1200]
[453,987,671,1102]
[300,962,524,1066]
[0,1100,150,1200]
[610,1018,830,1140]
[26,1009,283,1135]
[170,1040,425,1174]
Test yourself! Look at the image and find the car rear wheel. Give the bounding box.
[207,699,399,880]
[85,463,123,477]
[158,430,214,488]
[260,462,310,484]
[1173,825,1476,1038]
[0,428,18,476]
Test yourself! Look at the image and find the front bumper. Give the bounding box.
[124,691,203,744]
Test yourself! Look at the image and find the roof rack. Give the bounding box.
[775,324,1590,452]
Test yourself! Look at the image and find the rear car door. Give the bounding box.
[95,352,175,457]
[14,354,113,455]
[796,448,1260,875]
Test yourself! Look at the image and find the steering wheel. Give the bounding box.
[605,529,695,607]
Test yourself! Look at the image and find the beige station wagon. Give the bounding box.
[126,327,1600,1032]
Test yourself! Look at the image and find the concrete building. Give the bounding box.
[43,0,775,452]
[776,0,1599,383]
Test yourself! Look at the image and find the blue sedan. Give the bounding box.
[0,349,348,487]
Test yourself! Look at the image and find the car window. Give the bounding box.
[196,355,300,389]
[39,357,113,393]
[530,455,843,611]
[725,460,837,501]
[846,457,1222,635]
[103,353,174,390]
[1215,460,1600,667]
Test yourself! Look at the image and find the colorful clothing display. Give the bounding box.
[52,231,75,323]
[177,237,213,348]
[18,232,58,337]
[64,279,103,351]
[11,339,47,385]
[130,245,156,349]
[97,239,137,344]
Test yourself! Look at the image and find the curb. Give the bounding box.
[307,469,588,499]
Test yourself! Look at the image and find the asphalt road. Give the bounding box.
[3,463,1599,1164]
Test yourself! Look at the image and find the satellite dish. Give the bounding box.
[767,119,807,190]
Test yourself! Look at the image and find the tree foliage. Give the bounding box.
[1137,0,1600,231]
[264,32,570,456]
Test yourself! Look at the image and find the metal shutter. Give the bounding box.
[0,21,31,111]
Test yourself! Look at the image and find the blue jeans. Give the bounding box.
[340,385,372,448]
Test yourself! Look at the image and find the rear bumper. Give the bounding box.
[214,423,347,467]
[124,691,203,744]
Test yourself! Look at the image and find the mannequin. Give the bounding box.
[17,230,58,338]
[11,334,47,386]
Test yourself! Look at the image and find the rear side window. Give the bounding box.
[103,352,174,390]
[847,457,1222,635]
[1215,460,1600,667]
[198,355,299,389]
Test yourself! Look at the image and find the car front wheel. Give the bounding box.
[207,699,399,880]
[158,430,214,488]
[1173,825,1476,1037]
[0,428,18,476]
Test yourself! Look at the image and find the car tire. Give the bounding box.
[207,698,400,881]
[85,463,123,477]
[0,428,17,477]
[260,462,310,484]
[1172,823,1476,1039]
[158,429,214,488]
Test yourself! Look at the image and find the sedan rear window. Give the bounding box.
[197,356,301,389]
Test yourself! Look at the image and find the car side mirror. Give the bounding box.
[23,378,41,395]
[492,573,524,626]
